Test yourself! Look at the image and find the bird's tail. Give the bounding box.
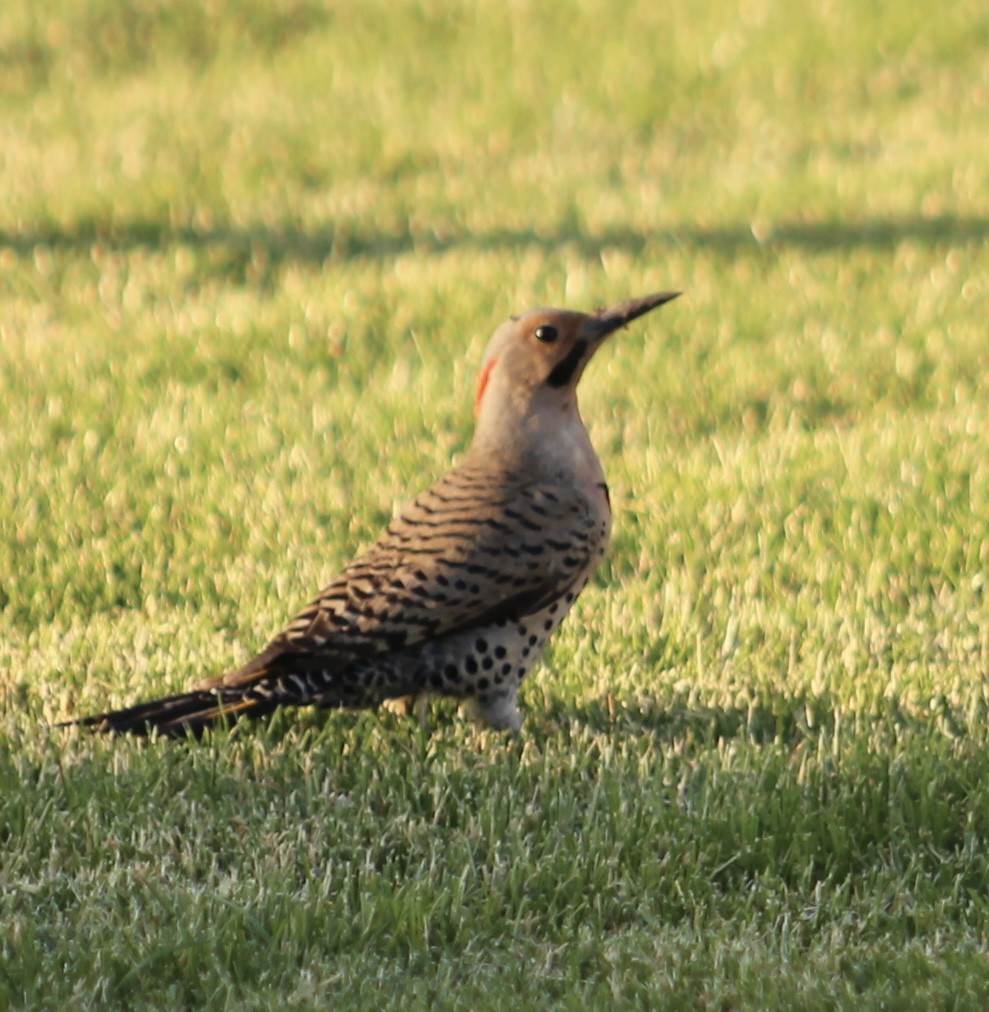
[58,690,279,738]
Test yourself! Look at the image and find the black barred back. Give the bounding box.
[205,463,610,707]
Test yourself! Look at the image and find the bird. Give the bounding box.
[62,291,679,737]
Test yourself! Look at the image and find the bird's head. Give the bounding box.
[472,291,680,442]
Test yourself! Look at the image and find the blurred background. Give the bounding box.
[2,1,989,1003]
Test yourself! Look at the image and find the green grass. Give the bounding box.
[2,0,989,1006]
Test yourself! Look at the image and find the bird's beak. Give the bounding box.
[587,291,681,339]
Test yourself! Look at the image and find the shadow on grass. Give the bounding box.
[2,213,988,269]
[543,687,978,752]
[45,683,981,756]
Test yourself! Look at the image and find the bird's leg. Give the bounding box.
[414,693,430,732]
[462,688,522,733]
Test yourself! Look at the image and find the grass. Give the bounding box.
[2,0,989,1006]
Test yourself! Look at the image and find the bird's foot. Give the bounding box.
[381,693,431,731]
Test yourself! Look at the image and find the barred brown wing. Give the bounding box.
[206,464,605,690]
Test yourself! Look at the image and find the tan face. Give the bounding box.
[475,293,680,416]
[475,309,593,415]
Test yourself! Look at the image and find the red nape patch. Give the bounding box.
[474,357,497,416]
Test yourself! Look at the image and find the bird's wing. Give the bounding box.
[207,466,603,689]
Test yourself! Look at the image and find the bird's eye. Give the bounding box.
[534,325,558,343]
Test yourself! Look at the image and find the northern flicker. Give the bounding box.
[63,292,679,737]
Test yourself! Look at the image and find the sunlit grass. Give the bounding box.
[2,0,989,1007]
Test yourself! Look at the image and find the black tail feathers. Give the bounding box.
[58,690,279,739]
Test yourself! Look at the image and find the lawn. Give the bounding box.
[2,0,989,1007]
